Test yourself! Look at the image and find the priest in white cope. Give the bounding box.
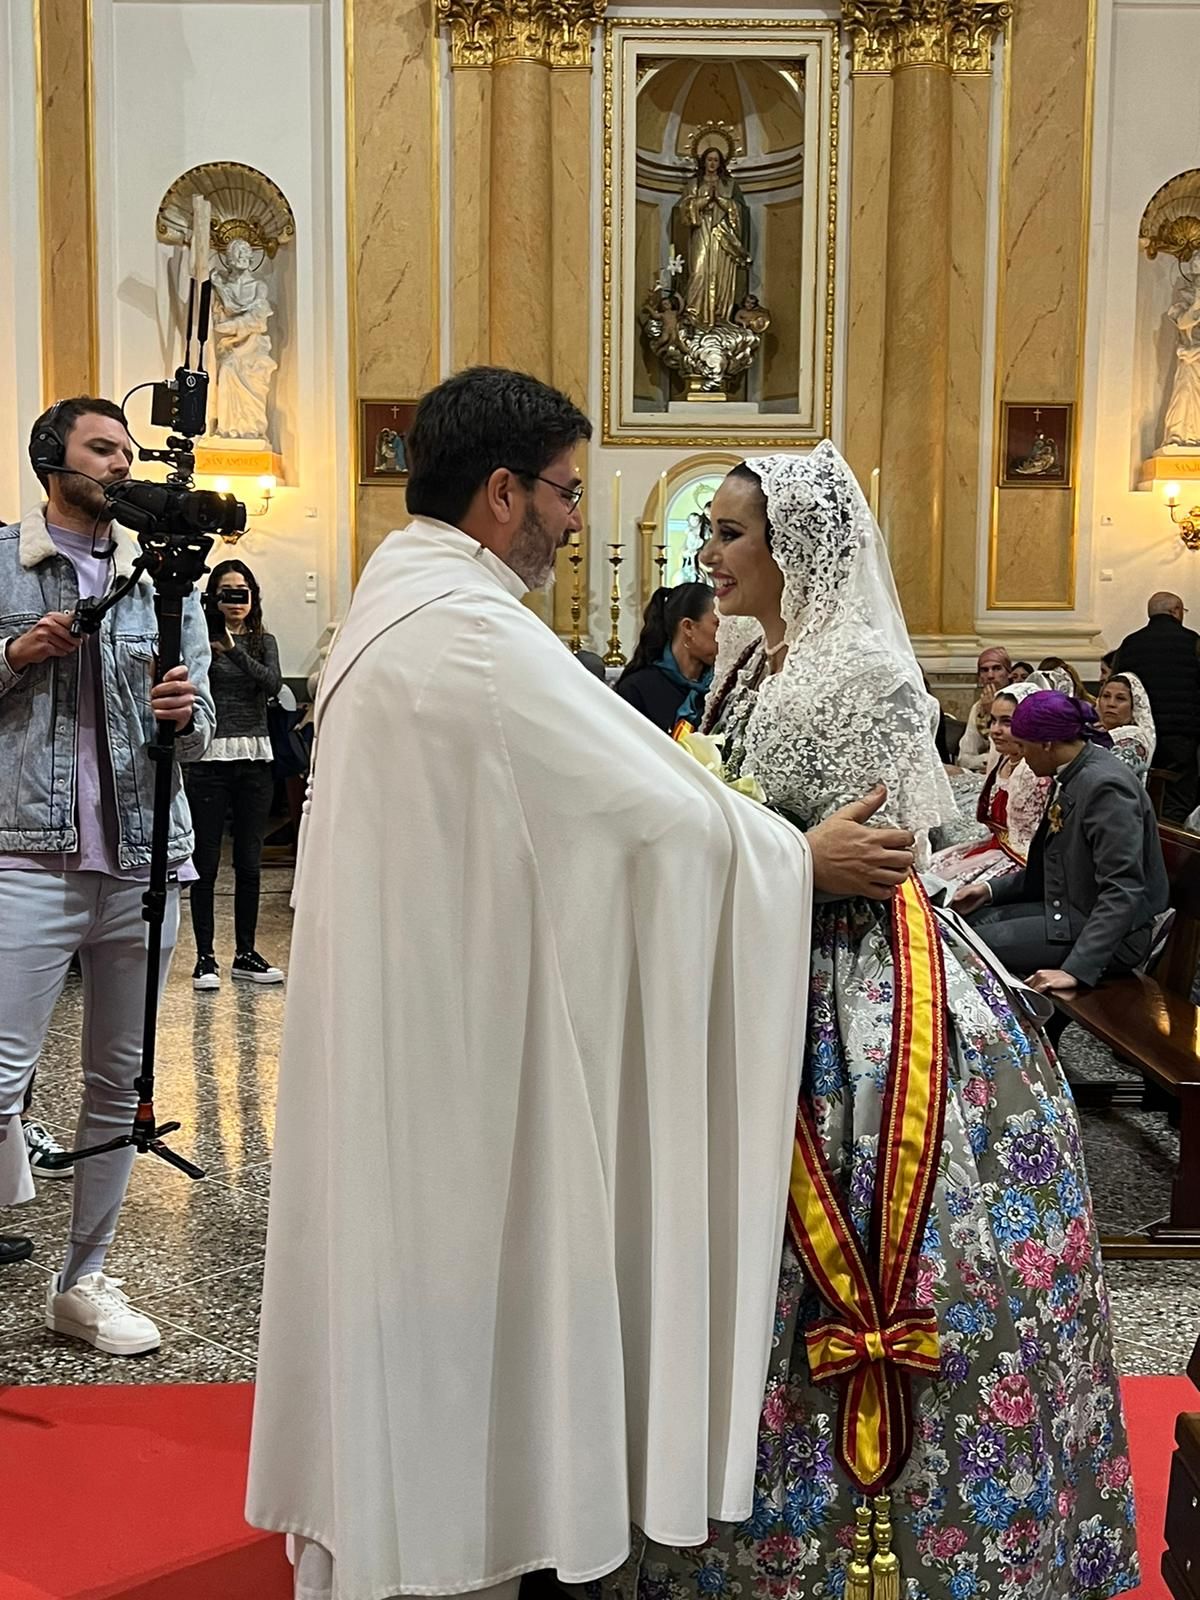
[246,367,917,1600]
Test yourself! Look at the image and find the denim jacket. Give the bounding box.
[0,509,215,869]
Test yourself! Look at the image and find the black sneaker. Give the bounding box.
[232,950,285,985]
[0,1236,34,1266]
[192,954,220,992]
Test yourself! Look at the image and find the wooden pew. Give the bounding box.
[1053,824,1200,1259]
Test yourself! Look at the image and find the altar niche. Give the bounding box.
[604,19,838,449]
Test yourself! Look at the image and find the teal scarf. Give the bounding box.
[657,645,713,729]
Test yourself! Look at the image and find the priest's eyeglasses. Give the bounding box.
[516,471,585,511]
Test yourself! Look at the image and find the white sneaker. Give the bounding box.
[45,1271,162,1355]
[23,1119,73,1179]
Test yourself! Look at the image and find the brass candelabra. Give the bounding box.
[603,542,626,668]
[567,536,585,651]
[654,542,667,587]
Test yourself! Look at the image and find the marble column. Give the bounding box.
[489,58,553,375]
[842,2,1011,639]
[37,0,98,401]
[878,58,952,636]
[350,0,439,575]
[441,0,603,630]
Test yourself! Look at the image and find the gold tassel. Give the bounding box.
[870,1494,901,1600]
[845,1501,874,1600]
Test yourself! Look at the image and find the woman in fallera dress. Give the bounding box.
[599,444,1137,1600]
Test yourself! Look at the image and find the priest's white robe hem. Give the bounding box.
[248,519,814,1600]
[289,1532,622,1599]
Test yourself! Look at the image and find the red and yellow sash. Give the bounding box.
[787,875,949,1494]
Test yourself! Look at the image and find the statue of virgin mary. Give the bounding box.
[673,144,752,331]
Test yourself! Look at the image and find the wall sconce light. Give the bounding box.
[1164,480,1200,550]
[211,474,275,537]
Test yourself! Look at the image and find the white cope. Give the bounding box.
[247,519,814,1600]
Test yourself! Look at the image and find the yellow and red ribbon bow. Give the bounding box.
[787,875,950,1495]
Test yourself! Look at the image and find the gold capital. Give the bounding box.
[842,0,1011,76]
[439,0,605,68]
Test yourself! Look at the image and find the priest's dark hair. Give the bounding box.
[405,366,593,525]
[617,583,715,684]
[726,461,774,548]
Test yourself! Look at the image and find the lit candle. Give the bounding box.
[613,470,622,546]
[657,470,668,536]
[214,477,232,495]
[1164,480,1182,506]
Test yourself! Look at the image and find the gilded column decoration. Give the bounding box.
[439,0,605,68]
[950,2,1012,73]
[842,1,1011,76]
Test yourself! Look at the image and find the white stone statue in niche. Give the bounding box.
[1163,262,1200,449]
[211,237,278,442]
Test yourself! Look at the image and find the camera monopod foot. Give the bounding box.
[37,1116,207,1182]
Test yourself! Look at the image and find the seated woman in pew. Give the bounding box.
[1096,671,1156,785]
[953,689,1169,995]
[929,679,1052,889]
[614,582,717,734]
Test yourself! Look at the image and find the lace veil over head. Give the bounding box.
[708,441,957,842]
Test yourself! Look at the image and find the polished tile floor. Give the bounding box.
[1,865,1197,1383]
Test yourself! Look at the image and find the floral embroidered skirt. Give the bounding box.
[598,898,1138,1600]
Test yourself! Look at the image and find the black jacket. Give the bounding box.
[990,743,1169,985]
[614,664,691,734]
[1114,614,1200,739]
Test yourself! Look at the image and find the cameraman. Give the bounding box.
[0,397,214,1356]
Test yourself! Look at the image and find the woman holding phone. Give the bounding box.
[187,560,285,990]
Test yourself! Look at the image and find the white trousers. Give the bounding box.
[0,870,178,1274]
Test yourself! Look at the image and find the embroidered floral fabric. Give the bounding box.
[603,447,1137,1600]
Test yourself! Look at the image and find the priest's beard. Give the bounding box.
[507,504,559,592]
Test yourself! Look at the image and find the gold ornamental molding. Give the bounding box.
[842,0,1012,76]
[439,0,606,68]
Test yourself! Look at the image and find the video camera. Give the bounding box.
[71,275,247,636]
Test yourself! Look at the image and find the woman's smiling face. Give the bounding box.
[700,472,783,624]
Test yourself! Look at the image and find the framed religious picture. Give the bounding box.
[359,400,417,485]
[602,17,838,447]
[1000,403,1073,489]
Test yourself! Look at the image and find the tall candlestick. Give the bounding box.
[604,542,626,668]
[657,471,667,537]
[567,533,584,652]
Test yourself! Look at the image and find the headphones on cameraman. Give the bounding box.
[28,401,69,479]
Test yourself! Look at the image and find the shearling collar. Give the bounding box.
[19,505,142,579]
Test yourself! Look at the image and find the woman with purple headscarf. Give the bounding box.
[954,690,1169,995]
[957,645,1012,773]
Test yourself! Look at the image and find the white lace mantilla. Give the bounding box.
[705,444,957,859]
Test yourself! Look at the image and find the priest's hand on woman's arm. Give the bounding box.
[806,785,915,901]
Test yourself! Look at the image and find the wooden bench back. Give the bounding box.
[1157,824,1200,997]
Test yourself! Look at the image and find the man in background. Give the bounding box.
[1115,591,1200,822]
[0,398,213,1351]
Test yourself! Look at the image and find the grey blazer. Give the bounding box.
[989,742,1169,986]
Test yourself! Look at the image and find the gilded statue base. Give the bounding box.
[639,286,771,405]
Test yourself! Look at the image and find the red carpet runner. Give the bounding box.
[0,1376,1192,1599]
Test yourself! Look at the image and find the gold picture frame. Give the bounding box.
[999,403,1074,491]
[359,399,418,486]
[602,18,839,449]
